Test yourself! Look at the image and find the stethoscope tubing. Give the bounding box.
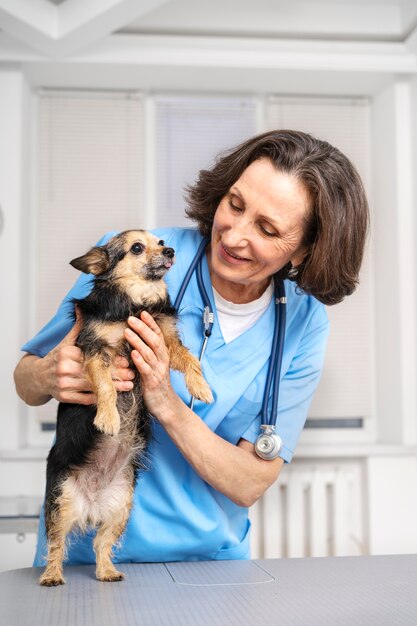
[173,237,286,430]
[173,237,209,311]
[262,277,286,427]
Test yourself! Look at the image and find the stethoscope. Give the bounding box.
[174,237,286,461]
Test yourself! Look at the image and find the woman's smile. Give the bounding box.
[218,242,251,264]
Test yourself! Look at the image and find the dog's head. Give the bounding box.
[70,230,175,283]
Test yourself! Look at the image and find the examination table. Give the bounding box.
[1,555,417,625]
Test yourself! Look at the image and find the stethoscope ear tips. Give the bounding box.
[255,428,283,461]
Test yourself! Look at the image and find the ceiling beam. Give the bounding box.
[1,31,416,75]
[0,0,171,58]
[0,0,58,53]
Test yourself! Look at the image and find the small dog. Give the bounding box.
[40,230,212,586]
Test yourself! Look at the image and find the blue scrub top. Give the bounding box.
[24,228,329,565]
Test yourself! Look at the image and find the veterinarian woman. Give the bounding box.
[14,130,369,565]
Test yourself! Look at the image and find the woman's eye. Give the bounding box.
[131,243,144,255]
[260,224,276,237]
[229,201,243,212]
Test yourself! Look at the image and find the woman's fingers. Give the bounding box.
[71,393,96,405]
[114,380,134,392]
[131,349,153,374]
[114,355,130,368]
[125,314,169,380]
[45,310,88,401]
[126,314,165,357]
[139,310,162,333]
[122,313,175,417]
[125,329,158,367]
[111,355,135,380]
[111,358,135,392]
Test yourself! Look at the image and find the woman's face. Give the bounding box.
[208,158,311,303]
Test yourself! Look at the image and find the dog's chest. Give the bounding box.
[91,321,127,349]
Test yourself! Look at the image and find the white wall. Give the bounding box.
[0,69,30,451]
[371,81,417,446]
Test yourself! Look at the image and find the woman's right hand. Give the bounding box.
[42,313,94,404]
[15,310,135,406]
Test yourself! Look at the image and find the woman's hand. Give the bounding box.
[125,312,176,418]
[42,312,93,404]
[47,312,135,404]
[14,309,135,406]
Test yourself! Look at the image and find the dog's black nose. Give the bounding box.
[163,247,175,258]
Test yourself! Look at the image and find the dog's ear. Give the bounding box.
[70,247,110,276]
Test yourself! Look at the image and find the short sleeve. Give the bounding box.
[21,232,118,357]
[241,305,329,463]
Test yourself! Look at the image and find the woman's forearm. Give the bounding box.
[14,354,52,406]
[157,391,283,508]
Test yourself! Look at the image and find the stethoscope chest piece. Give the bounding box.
[255,425,283,461]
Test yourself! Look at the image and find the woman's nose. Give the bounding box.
[225,218,251,245]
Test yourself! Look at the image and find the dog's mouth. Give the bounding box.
[143,254,175,280]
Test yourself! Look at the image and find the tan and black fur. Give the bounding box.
[40,230,212,587]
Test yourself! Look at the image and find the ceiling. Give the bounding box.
[1,0,417,60]
[120,0,417,42]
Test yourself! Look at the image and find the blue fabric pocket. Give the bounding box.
[213,520,251,561]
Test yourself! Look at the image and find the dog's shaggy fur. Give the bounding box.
[40,230,212,586]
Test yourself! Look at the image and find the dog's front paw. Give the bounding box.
[94,410,120,436]
[183,356,213,404]
[188,378,213,404]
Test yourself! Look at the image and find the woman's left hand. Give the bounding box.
[125,312,175,417]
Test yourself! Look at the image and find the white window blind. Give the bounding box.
[266,96,373,422]
[155,95,257,227]
[37,90,145,329]
[36,90,145,426]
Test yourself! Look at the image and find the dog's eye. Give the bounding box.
[130,243,144,255]
[158,240,164,246]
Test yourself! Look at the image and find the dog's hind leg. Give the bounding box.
[85,354,120,436]
[39,489,77,586]
[93,494,132,582]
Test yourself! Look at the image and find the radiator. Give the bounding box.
[249,461,365,559]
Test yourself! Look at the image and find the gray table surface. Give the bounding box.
[1,555,417,625]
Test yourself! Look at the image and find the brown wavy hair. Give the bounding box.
[185,130,369,305]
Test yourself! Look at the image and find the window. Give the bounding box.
[29,91,373,443]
